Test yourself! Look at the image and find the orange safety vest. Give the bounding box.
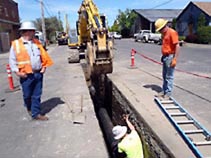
[12,38,53,73]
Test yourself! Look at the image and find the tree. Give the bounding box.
[172,18,176,29]
[197,26,211,44]
[197,13,206,28]
[196,13,211,44]
[110,20,119,32]
[34,16,63,43]
[110,9,137,37]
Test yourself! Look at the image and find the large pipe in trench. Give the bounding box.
[98,108,115,143]
[92,94,118,158]
[90,76,118,158]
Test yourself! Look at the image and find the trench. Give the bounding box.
[81,62,175,158]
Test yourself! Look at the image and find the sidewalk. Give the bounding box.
[109,49,197,157]
[182,42,211,48]
[108,38,211,157]
[0,45,108,158]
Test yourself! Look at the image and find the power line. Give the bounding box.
[34,0,54,17]
[151,0,173,9]
[43,1,54,17]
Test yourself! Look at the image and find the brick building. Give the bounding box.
[0,0,20,52]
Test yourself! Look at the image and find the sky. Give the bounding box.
[14,0,211,29]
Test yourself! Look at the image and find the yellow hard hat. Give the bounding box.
[155,18,168,32]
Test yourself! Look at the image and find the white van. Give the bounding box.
[34,31,46,49]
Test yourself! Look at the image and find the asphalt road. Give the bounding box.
[113,38,211,132]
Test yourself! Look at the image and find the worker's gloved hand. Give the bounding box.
[170,57,177,67]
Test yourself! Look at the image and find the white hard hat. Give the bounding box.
[112,125,127,140]
[19,21,36,31]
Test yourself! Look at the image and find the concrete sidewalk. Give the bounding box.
[109,55,196,157]
[109,64,195,158]
[108,39,211,158]
[0,45,108,158]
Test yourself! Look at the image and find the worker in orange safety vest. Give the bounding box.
[9,21,53,121]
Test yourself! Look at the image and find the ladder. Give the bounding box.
[154,96,211,158]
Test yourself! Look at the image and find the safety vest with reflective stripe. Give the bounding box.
[12,38,53,73]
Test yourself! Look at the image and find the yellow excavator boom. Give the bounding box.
[77,0,113,76]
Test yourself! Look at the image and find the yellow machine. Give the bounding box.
[68,29,79,49]
[76,0,113,76]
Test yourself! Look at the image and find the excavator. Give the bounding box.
[73,0,113,77]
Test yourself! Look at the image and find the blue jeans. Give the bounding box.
[20,72,43,118]
[162,55,175,96]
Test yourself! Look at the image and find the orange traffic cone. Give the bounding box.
[130,49,137,69]
[5,64,20,93]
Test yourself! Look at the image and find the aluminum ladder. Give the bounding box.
[154,96,211,158]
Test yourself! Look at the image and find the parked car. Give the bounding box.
[133,30,144,39]
[109,32,122,39]
[134,30,151,42]
[113,32,122,39]
[148,33,162,44]
[135,30,161,44]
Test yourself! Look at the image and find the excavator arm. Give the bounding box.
[77,0,113,76]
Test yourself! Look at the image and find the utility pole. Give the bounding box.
[58,11,62,31]
[65,14,70,34]
[40,0,47,44]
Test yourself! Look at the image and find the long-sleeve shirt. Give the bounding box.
[9,38,42,72]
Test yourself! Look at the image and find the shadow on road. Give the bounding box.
[41,97,65,115]
[143,84,162,93]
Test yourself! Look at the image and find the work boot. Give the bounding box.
[155,91,164,98]
[27,110,32,116]
[33,114,49,121]
[163,95,170,100]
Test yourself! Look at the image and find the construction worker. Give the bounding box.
[112,115,144,158]
[155,18,180,99]
[9,21,53,121]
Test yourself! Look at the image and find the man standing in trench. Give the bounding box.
[112,115,144,158]
[155,18,180,99]
[9,21,53,121]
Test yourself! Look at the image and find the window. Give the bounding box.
[4,7,8,17]
[0,5,3,15]
[12,11,16,18]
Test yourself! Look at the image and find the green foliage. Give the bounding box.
[172,18,176,29]
[110,8,137,37]
[179,36,185,41]
[197,13,206,27]
[110,21,119,32]
[34,16,63,43]
[197,26,211,44]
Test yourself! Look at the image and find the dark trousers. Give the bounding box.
[20,72,43,118]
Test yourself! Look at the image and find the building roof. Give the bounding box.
[133,9,182,22]
[8,0,18,5]
[193,2,211,16]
